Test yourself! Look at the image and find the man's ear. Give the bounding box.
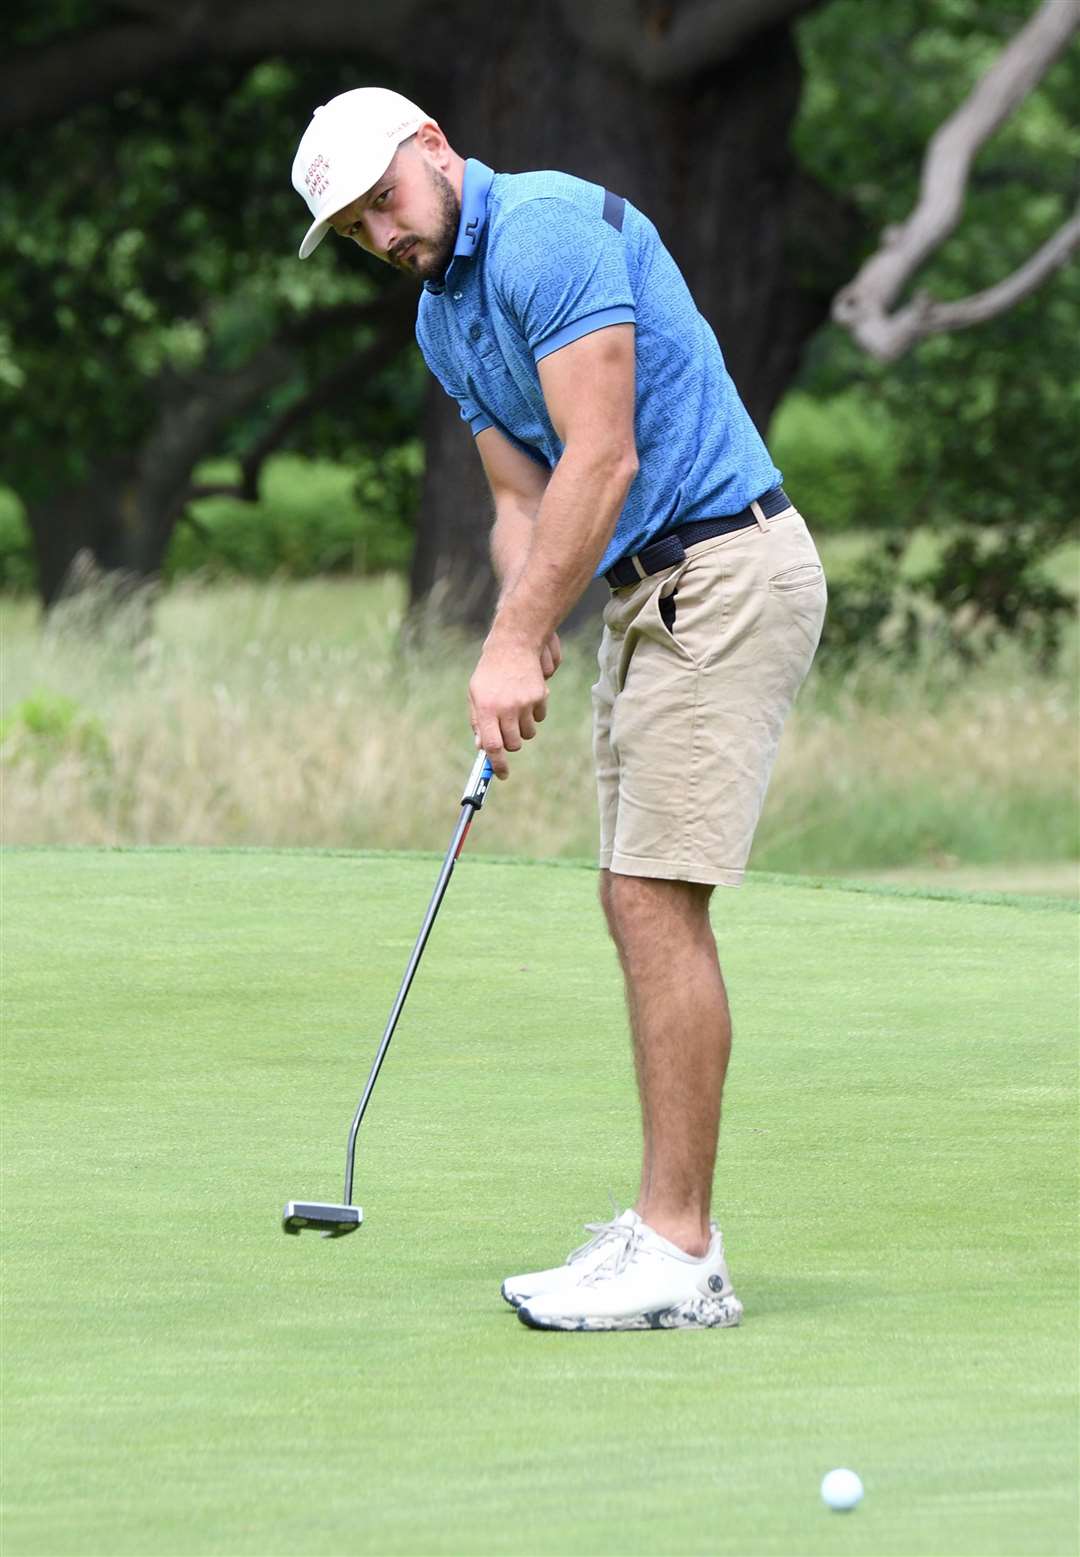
[414,121,451,166]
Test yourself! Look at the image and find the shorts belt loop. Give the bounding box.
[750,499,769,532]
[631,554,648,580]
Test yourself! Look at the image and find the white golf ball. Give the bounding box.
[821,1468,863,1511]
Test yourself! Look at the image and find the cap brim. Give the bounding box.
[298,218,331,260]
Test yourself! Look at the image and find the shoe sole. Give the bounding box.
[500,1282,524,1310]
[517,1293,744,1332]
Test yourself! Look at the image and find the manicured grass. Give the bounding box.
[3,849,1077,1556]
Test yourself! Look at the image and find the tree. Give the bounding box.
[833,0,1079,359]
[793,0,1079,658]
[0,48,424,605]
[1,0,855,619]
[1,0,1076,637]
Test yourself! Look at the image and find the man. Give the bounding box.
[291,87,827,1333]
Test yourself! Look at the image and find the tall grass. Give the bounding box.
[2,574,1077,880]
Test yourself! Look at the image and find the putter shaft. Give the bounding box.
[343,752,492,1203]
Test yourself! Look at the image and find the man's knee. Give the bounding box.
[602,870,713,946]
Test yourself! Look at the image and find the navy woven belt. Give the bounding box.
[604,486,793,589]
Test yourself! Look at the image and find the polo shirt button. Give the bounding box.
[468,322,482,341]
[452,291,463,301]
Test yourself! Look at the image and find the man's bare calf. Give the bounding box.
[599,869,732,1258]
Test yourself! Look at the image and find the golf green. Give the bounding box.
[3,849,1076,1556]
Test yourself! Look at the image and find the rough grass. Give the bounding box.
[1,574,1077,886]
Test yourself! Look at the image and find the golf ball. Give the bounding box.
[821,1468,863,1511]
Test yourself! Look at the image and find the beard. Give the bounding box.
[401,162,460,282]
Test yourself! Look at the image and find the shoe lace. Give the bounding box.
[565,1188,624,1258]
[568,1217,644,1285]
[565,1216,627,1267]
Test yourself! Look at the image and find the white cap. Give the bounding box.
[291,88,432,259]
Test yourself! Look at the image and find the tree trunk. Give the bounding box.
[409,380,499,628]
[408,4,858,630]
[26,459,154,609]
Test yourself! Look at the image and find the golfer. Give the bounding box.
[292,88,826,1332]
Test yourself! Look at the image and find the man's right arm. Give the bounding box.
[475,427,562,678]
[476,426,549,600]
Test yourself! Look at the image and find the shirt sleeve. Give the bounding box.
[414,321,494,437]
[490,198,636,363]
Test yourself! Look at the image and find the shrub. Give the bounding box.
[0,689,110,771]
[165,449,418,581]
[769,389,911,534]
[0,490,34,593]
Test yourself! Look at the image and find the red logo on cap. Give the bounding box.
[305,154,330,201]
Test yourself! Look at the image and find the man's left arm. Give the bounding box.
[468,322,638,778]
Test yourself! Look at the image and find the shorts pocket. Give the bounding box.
[770,562,825,594]
[651,565,700,666]
[659,589,678,634]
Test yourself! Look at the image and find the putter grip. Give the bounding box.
[462,751,494,807]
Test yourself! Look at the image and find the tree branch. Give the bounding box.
[236,294,417,500]
[149,288,416,537]
[186,483,245,502]
[0,1,423,131]
[554,0,818,84]
[833,0,1080,360]
[845,202,1080,359]
[107,0,188,16]
[6,0,821,129]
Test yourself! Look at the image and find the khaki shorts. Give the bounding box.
[592,505,827,887]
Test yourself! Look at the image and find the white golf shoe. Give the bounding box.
[515,1216,743,1332]
[501,1210,643,1309]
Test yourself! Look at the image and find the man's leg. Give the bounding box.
[599,868,731,1259]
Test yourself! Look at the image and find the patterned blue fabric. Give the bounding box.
[416,159,782,578]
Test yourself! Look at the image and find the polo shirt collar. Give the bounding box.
[454,158,495,258]
[424,158,495,294]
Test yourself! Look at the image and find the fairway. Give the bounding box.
[2,849,1077,1557]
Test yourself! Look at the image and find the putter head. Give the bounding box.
[282,1201,363,1239]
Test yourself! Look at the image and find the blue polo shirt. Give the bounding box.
[416,159,781,578]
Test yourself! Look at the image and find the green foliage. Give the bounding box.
[770,390,904,532]
[0,54,417,505]
[820,539,1075,666]
[3,0,1076,656]
[0,689,109,770]
[0,490,34,592]
[788,0,1080,658]
[0,444,422,592]
[796,0,1080,233]
[164,452,418,581]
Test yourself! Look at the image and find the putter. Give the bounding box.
[282,750,494,1239]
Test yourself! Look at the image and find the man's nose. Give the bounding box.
[367,214,397,258]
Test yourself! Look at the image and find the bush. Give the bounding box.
[768,389,912,533]
[818,531,1077,667]
[165,449,418,582]
[0,490,35,593]
[0,689,110,771]
[0,448,419,596]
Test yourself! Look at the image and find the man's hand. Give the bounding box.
[468,628,549,780]
[540,631,562,681]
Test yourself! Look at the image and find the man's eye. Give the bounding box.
[374,189,391,208]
